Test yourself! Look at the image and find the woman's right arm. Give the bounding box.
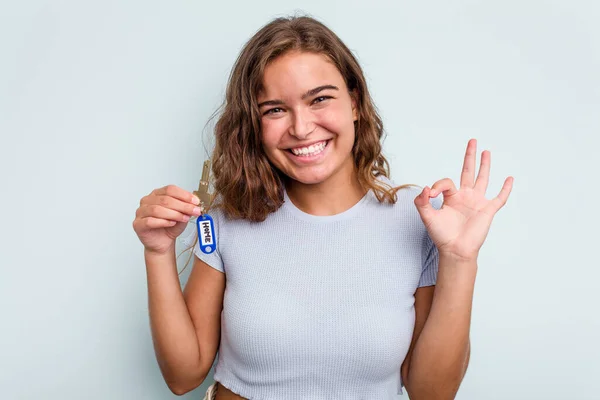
[133,185,225,395]
[146,247,225,395]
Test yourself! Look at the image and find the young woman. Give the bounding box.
[133,16,513,400]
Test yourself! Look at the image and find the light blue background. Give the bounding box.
[1,1,599,399]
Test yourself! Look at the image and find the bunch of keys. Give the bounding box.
[193,160,216,254]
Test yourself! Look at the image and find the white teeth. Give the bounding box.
[291,141,327,157]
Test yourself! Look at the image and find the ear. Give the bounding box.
[350,89,359,121]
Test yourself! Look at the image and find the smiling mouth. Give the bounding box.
[288,140,330,157]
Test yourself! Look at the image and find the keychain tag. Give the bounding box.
[197,214,216,254]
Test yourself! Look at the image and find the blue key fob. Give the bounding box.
[196,214,216,254]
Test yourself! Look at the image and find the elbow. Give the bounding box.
[169,385,190,396]
[156,350,216,395]
[167,376,205,396]
[169,386,192,396]
[162,367,208,396]
[405,375,463,400]
[403,363,464,400]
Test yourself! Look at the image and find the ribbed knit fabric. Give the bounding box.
[182,181,442,400]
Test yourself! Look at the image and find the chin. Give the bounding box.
[291,176,329,186]
[285,168,336,186]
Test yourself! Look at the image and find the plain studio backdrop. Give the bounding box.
[1,1,598,399]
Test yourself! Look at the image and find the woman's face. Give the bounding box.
[257,51,358,186]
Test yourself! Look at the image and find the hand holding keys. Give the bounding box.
[132,159,215,255]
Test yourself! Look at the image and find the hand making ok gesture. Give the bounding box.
[414,139,514,262]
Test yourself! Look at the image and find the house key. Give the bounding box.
[193,159,214,212]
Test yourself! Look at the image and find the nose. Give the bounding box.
[288,109,316,140]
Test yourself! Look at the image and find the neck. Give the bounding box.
[285,165,367,216]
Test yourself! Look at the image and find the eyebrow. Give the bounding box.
[257,85,339,108]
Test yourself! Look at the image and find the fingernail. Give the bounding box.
[192,196,200,205]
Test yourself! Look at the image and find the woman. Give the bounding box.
[133,15,513,400]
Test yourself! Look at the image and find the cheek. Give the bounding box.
[318,106,355,136]
[260,121,282,150]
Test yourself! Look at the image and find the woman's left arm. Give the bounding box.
[403,138,514,399]
[402,256,476,399]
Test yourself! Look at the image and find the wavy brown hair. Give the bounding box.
[178,15,418,273]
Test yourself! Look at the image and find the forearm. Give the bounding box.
[407,255,476,399]
[145,248,205,391]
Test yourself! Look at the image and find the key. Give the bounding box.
[193,159,214,213]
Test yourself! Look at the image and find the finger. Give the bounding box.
[136,201,199,222]
[146,192,203,218]
[139,203,196,223]
[141,216,178,229]
[430,178,458,198]
[132,217,177,233]
[484,176,514,214]
[154,185,201,206]
[460,139,477,189]
[474,150,491,194]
